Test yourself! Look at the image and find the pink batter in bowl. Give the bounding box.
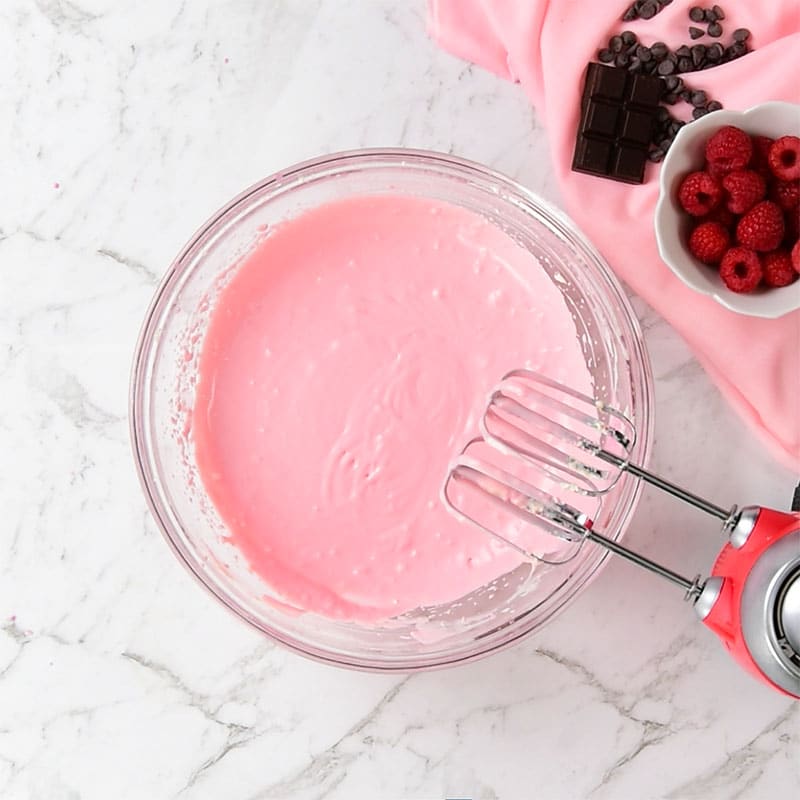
[130,150,654,671]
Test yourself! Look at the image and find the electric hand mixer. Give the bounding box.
[443,370,800,698]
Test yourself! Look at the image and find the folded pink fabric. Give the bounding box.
[428,0,800,470]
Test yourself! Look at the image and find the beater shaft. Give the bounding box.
[583,526,702,597]
[595,450,732,521]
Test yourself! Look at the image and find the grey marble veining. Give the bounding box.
[0,1,797,799]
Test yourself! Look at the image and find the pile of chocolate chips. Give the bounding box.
[598,28,751,78]
[596,4,752,162]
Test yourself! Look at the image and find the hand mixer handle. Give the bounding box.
[696,507,800,698]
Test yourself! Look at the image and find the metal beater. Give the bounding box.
[443,370,800,698]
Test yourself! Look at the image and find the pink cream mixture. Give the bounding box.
[193,194,592,622]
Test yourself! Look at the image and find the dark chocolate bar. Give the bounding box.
[572,63,663,184]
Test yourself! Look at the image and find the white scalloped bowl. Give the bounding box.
[655,101,800,319]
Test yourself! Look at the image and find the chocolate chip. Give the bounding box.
[610,35,624,52]
[689,27,704,39]
[676,45,692,58]
[708,21,723,37]
[616,52,630,67]
[689,6,704,22]
[713,4,725,19]
[639,1,658,19]
[670,120,685,135]
[622,5,638,21]
[691,44,706,67]
[663,92,679,104]
[663,75,680,91]
[621,30,637,46]
[680,89,692,101]
[678,57,693,73]
[707,100,723,112]
[730,41,748,57]
[691,90,707,106]
[648,148,665,162]
[693,106,709,119]
[707,43,724,60]
[651,41,668,60]
[657,59,675,75]
[656,107,670,122]
[704,8,718,22]
[599,48,615,63]
[733,28,751,42]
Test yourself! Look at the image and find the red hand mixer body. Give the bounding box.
[699,506,800,697]
[443,370,800,699]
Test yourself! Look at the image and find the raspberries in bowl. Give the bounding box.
[655,102,800,318]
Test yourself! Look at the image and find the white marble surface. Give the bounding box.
[1,1,798,798]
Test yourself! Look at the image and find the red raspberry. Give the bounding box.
[768,136,800,181]
[770,180,800,212]
[688,221,730,265]
[705,126,752,174]
[749,135,774,178]
[719,247,762,293]
[762,250,797,287]
[722,170,766,214]
[678,171,722,216]
[792,240,800,274]
[736,201,785,251]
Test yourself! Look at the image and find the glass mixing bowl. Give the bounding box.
[130,149,654,671]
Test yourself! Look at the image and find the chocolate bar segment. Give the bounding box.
[572,63,663,184]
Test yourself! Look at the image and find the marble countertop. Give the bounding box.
[1,2,797,798]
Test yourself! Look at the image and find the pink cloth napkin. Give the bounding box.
[428,0,800,470]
